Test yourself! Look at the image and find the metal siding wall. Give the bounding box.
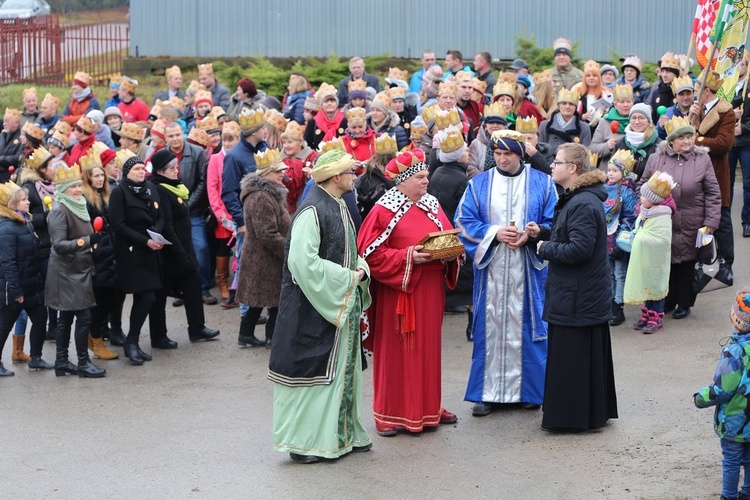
[130,0,697,63]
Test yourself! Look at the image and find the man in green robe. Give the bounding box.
[268,150,372,464]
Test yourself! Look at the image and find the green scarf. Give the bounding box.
[57,192,91,222]
[624,130,659,159]
[160,182,190,200]
[603,108,630,134]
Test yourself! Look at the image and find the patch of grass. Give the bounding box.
[59,7,128,25]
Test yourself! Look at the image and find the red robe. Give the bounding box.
[344,127,375,163]
[357,190,459,432]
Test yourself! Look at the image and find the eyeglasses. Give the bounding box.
[74,125,84,133]
[551,161,574,167]
[339,171,357,176]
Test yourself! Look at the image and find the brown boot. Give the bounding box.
[216,256,230,300]
[12,334,30,363]
[89,334,119,360]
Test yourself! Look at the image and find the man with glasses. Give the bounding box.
[409,51,439,94]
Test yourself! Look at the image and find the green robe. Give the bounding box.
[623,212,672,304]
[272,199,372,458]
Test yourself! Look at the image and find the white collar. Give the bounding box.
[704,97,719,113]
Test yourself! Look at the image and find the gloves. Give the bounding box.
[89,232,103,246]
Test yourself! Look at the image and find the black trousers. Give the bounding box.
[109,287,126,332]
[240,306,278,341]
[0,302,47,357]
[716,206,735,266]
[126,291,157,344]
[57,309,92,360]
[665,260,698,310]
[149,269,205,340]
[91,286,119,339]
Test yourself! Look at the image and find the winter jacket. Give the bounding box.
[604,180,638,256]
[695,331,750,441]
[648,78,675,124]
[283,90,311,125]
[221,136,268,228]
[590,117,626,166]
[45,203,97,311]
[62,93,100,126]
[354,166,394,220]
[427,161,468,223]
[538,169,612,327]
[281,147,316,214]
[613,133,661,181]
[550,65,584,92]
[172,142,208,218]
[37,114,59,138]
[236,174,290,308]
[85,194,118,288]
[638,142,722,263]
[94,123,115,149]
[0,128,23,183]
[207,148,232,238]
[210,82,231,111]
[19,168,53,261]
[539,112,592,164]
[226,90,267,122]
[337,73,382,106]
[696,98,735,207]
[344,127,376,163]
[151,175,198,279]
[368,112,409,151]
[467,127,491,178]
[732,82,750,148]
[0,206,44,308]
[615,74,651,104]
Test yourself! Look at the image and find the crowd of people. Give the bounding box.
[0,37,749,494]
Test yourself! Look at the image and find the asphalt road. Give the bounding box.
[1,187,745,500]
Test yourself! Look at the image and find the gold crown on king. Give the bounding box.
[115,148,137,171]
[387,67,408,81]
[253,148,283,169]
[0,181,20,206]
[558,88,579,104]
[472,78,487,94]
[348,79,367,92]
[422,104,440,125]
[664,115,692,137]
[484,101,508,119]
[318,137,346,153]
[704,70,724,92]
[493,80,516,98]
[53,163,82,186]
[610,149,636,171]
[373,92,392,109]
[238,108,266,132]
[671,75,694,94]
[435,108,460,130]
[438,81,457,97]
[375,133,397,154]
[534,70,552,85]
[79,150,103,170]
[646,170,678,198]
[515,116,539,134]
[439,125,465,153]
[315,83,337,102]
[25,146,52,170]
[613,84,634,101]
[661,52,681,72]
[346,107,366,125]
[389,87,406,100]
[90,141,109,157]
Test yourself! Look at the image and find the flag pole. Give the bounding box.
[692,40,721,127]
[686,32,696,75]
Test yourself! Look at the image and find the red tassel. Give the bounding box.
[395,292,416,352]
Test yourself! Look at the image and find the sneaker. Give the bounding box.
[744,224,750,238]
[633,307,649,330]
[642,313,664,334]
[609,303,625,326]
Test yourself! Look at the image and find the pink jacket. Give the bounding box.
[207,149,233,239]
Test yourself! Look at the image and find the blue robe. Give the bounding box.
[455,165,556,405]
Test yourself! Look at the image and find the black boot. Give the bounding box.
[108,328,126,347]
[123,343,145,365]
[54,323,77,376]
[238,310,264,347]
[77,353,106,378]
[28,355,53,371]
[0,361,14,377]
[135,345,152,361]
[609,302,625,326]
[466,310,473,342]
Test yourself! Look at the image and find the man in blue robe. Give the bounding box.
[455,130,557,416]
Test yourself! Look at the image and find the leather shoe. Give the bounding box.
[672,307,691,319]
[257,315,268,325]
[522,403,541,410]
[472,402,493,417]
[151,337,178,349]
[289,452,320,464]
[189,327,220,342]
[123,344,144,365]
[719,263,734,286]
[172,298,184,307]
[352,442,372,453]
[238,335,265,347]
[375,422,398,436]
[439,409,458,424]
[108,328,126,347]
[202,293,218,305]
[136,345,152,361]
[744,224,750,238]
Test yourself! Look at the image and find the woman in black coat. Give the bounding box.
[147,149,219,348]
[109,153,165,365]
[532,143,617,432]
[0,183,52,375]
[354,150,395,219]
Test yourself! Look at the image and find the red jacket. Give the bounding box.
[282,149,317,213]
[62,93,99,126]
[344,128,376,163]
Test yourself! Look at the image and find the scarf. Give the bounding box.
[14,210,29,223]
[658,81,673,110]
[57,192,91,222]
[122,177,151,202]
[554,112,575,129]
[623,126,658,159]
[639,203,673,220]
[482,139,495,172]
[34,180,55,208]
[603,108,630,133]
[154,174,190,200]
[73,87,92,102]
[314,109,345,141]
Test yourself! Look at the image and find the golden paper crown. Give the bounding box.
[73,71,90,86]
[110,75,122,86]
[455,70,473,83]
[375,133,397,154]
[346,107,366,126]
[281,120,305,141]
[422,104,440,124]
[25,146,52,170]
[0,181,20,207]
[498,72,518,85]
[4,108,20,121]
[149,102,163,117]
[253,148,283,170]
[22,87,36,100]
[704,70,724,92]
[209,106,226,118]
[194,89,213,105]
[613,84,634,102]
[78,149,103,171]
[435,108,461,130]
[117,122,145,141]
[610,149,636,171]
[41,93,60,109]
[197,63,213,76]
[557,88,579,104]
[389,86,406,101]
[622,55,642,73]
[53,162,82,186]
[372,92,392,109]
[671,75,694,95]
[90,141,109,157]
[534,70,552,85]
[348,79,367,93]
[661,52,681,72]
[223,120,241,138]
[483,101,508,119]
[76,116,96,134]
[165,65,182,79]
[438,125,465,153]
[387,67,409,82]
[438,81,458,97]
[318,137,346,153]
[237,108,266,134]
[169,96,186,111]
[589,151,599,167]
[646,170,678,199]
[472,78,487,94]
[553,38,573,53]
[196,116,220,132]
[25,124,45,141]
[515,116,539,134]
[188,127,209,147]
[187,80,205,95]
[120,77,138,94]
[583,60,600,75]
[54,120,71,136]
[115,148,137,170]
[151,119,168,138]
[493,80,516,98]
[48,129,69,148]
[410,121,428,139]
[664,115,693,137]
[265,109,287,132]
[315,82,337,103]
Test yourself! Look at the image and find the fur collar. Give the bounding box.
[698,99,733,135]
[239,173,288,203]
[18,166,42,186]
[0,204,26,223]
[657,140,709,157]
[569,169,606,192]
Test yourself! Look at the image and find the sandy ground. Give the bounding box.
[1,191,745,500]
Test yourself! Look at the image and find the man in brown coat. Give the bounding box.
[691,71,736,285]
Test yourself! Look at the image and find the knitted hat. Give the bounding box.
[99,148,116,167]
[103,106,123,120]
[731,287,750,333]
[236,77,257,98]
[640,171,677,204]
[46,129,69,150]
[600,64,619,79]
[517,74,532,90]
[151,149,177,173]
[490,129,526,156]
[86,109,105,127]
[629,103,653,126]
[371,92,391,116]
[120,155,143,177]
[384,149,428,184]
[553,38,573,57]
[311,149,356,183]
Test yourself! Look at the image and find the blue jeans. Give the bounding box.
[721,439,750,498]
[609,254,628,304]
[729,145,750,225]
[13,309,27,336]
[190,216,211,294]
[236,232,248,317]
[645,299,665,313]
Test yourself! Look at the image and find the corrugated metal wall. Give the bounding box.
[130,0,696,63]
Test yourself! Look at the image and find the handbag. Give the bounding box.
[697,236,718,265]
[615,221,636,253]
[693,261,732,294]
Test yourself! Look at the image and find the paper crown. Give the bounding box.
[165,65,182,79]
[515,116,539,134]
[197,63,214,76]
[664,115,693,138]
[387,67,409,82]
[498,72,518,85]
[557,88,579,105]
[169,96,186,112]
[25,124,45,142]
[196,116,220,132]
[410,118,428,139]
[589,151,599,167]
[661,52,681,72]
[223,120,241,137]
[304,95,320,111]
[89,141,109,158]
[389,86,406,101]
[150,119,168,139]
[704,70,724,92]
[493,80,516,98]
[346,107,366,126]
[79,149,103,171]
[318,137,346,153]
[435,108,461,130]
[120,77,138,94]
[534,70,552,85]
[348,79,367,93]
[384,149,427,181]
[374,133,397,154]
[472,78,487,94]
[372,92,392,109]
[186,80,205,95]
[281,120,305,141]
[253,148,283,170]
[237,107,266,134]
[22,87,36,100]
[583,60,600,75]
[194,89,213,106]
[609,149,636,172]
[265,109,287,131]
[454,70,473,83]
[4,108,20,121]
[188,127,209,147]
[48,129,69,148]
[422,104,440,125]
[315,82,337,103]
[613,84,634,102]
[621,55,643,73]
[438,81,458,97]
[0,181,20,207]
[25,146,52,170]
[53,162,82,186]
[115,148,137,170]
[76,116,96,134]
[53,120,71,136]
[671,75,694,95]
[149,102,164,117]
[553,37,573,53]
[117,122,144,141]
[210,106,226,118]
[438,125,465,153]
[483,101,508,119]
[644,170,677,199]
[73,71,90,86]
[41,93,60,109]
